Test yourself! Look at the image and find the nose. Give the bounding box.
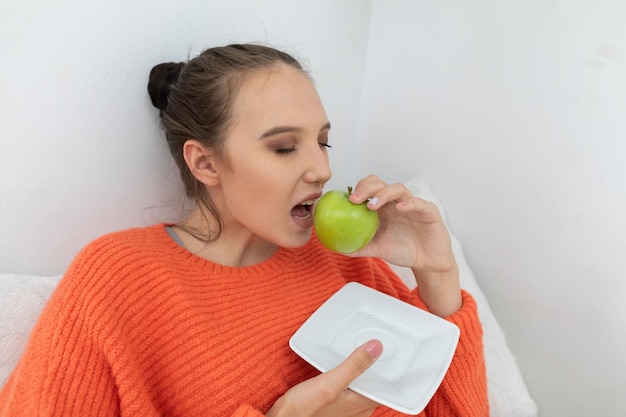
[303,143,332,185]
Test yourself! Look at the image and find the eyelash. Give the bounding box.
[275,142,332,155]
[275,147,296,155]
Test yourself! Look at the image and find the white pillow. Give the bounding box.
[0,273,62,385]
[389,177,538,417]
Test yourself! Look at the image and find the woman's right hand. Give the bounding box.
[266,340,383,417]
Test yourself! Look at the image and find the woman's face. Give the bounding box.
[213,63,332,249]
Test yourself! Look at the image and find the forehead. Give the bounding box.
[230,64,327,129]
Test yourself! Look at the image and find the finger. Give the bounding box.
[394,196,436,213]
[322,339,383,393]
[349,175,386,204]
[362,182,411,210]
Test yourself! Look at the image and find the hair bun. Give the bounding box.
[147,62,185,111]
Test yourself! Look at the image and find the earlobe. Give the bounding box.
[182,140,220,186]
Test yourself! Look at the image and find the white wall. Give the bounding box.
[358,1,626,416]
[0,0,370,275]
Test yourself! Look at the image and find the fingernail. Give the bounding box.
[368,197,379,206]
[365,339,383,359]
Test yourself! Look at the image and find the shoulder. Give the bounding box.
[47,224,176,318]
[83,223,167,249]
[59,224,174,292]
[73,224,170,264]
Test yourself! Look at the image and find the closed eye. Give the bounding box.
[275,147,297,155]
[275,143,330,155]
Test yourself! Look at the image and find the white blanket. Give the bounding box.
[0,178,538,417]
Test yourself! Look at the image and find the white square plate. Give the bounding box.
[289,282,460,414]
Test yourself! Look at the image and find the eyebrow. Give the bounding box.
[260,122,331,139]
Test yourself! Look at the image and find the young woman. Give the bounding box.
[0,44,488,416]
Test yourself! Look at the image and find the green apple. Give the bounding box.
[314,186,379,254]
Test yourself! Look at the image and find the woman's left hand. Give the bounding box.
[348,175,462,316]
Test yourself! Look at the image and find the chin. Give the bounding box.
[279,229,313,249]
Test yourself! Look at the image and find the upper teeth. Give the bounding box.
[301,199,316,205]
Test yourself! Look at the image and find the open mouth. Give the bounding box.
[291,198,316,220]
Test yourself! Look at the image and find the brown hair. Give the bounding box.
[147,43,306,240]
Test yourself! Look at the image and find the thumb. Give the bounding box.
[323,339,383,392]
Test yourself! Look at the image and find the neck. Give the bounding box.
[174,206,278,267]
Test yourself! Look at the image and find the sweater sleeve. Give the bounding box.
[229,404,269,417]
[409,288,489,417]
[0,315,273,417]
[0,283,125,417]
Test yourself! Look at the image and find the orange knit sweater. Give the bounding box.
[0,224,488,417]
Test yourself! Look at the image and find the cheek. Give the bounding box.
[222,161,282,207]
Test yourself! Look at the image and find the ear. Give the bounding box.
[182,139,221,186]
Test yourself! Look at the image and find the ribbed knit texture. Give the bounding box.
[0,224,487,416]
